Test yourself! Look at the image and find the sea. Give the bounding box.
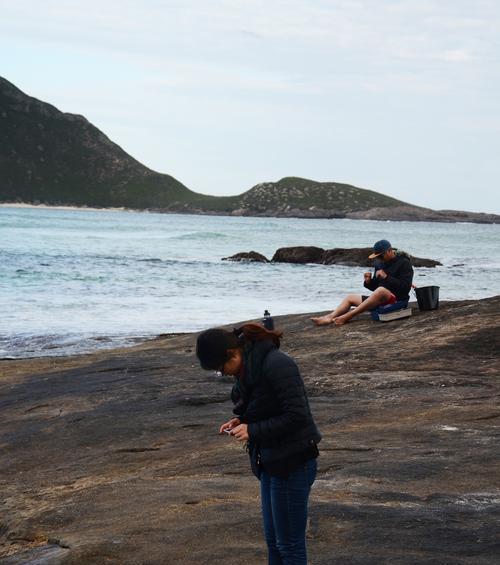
[1,205,499,358]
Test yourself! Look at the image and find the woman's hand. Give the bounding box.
[219,417,241,435]
[230,423,249,442]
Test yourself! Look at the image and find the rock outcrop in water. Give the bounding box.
[222,251,270,263]
[272,246,326,264]
[1,297,499,564]
[223,247,441,267]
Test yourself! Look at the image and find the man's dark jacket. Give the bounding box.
[364,253,414,301]
[231,340,321,478]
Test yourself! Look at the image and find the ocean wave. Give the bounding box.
[0,332,149,359]
[173,231,230,240]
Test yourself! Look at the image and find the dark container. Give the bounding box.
[262,310,274,330]
[415,286,440,311]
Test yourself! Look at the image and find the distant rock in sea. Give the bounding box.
[223,247,441,267]
[271,246,325,264]
[320,248,442,268]
[222,251,270,263]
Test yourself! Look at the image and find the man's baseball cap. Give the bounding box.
[369,239,392,259]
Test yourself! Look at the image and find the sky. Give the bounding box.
[1,0,499,213]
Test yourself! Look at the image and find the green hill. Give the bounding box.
[0,77,406,215]
[237,177,406,216]
[0,76,237,212]
[1,76,498,223]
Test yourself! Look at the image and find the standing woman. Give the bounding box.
[196,323,321,565]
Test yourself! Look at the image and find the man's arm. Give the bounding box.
[364,270,379,291]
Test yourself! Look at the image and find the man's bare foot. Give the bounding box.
[334,314,351,326]
[311,315,334,326]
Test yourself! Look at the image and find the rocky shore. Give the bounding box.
[1,297,499,564]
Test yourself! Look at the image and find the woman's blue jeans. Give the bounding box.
[260,458,317,565]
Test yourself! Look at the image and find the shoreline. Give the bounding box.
[3,296,500,361]
[2,298,499,361]
[1,201,499,224]
[0,202,129,213]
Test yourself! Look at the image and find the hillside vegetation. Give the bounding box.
[237,177,406,216]
[0,77,236,212]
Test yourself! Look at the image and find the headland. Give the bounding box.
[1,76,498,223]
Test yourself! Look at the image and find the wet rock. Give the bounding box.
[322,248,441,268]
[222,251,269,262]
[263,246,441,267]
[322,247,371,266]
[410,256,442,268]
[271,246,325,264]
[225,247,441,267]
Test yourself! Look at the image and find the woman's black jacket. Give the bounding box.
[231,339,321,478]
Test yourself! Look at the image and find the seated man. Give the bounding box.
[311,239,414,326]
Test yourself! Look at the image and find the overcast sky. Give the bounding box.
[2,0,499,213]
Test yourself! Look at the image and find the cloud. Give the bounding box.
[149,61,322,95]
[2,1,497,78]
[437,49,475,62]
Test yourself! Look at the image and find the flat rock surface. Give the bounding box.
[1,298,499,564]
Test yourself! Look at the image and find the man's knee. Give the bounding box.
[346,294,362,304]
[373,287,393,302]
[373,287,391,297]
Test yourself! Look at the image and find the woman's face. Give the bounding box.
[219,348,243,376]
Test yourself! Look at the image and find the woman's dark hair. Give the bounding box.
[196,323,282,371]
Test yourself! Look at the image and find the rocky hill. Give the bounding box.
[0,77,237,212]
[233,176,406,217]
[1,76,499,223]
[345,205,500,223]
[233,180,499,222]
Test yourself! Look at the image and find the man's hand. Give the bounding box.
[230,423,249,442]
[376,269,388,279]
[219,417,241,435]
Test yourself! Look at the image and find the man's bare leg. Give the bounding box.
[334,288,394,326]
[311,294,363,325]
